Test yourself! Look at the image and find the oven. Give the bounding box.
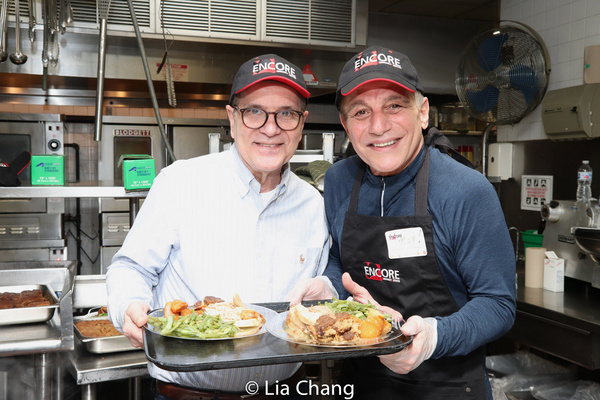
[97,116,228,272]
[0,113,67,262]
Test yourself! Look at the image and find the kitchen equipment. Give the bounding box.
[0,0,8,62]
[0,261,75,400]
[27,0,35,42]
[0,113,66,262]
[74,315,138,353]
[541,200,600,288]
[97,116,227,272]
[573,228,600,262]
[455,21,551,178]
[9,0,27,65]
[542,83,600,140]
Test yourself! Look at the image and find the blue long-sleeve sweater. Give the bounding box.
[323,144,516,359]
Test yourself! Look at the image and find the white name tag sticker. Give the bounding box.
[385,227,428,259]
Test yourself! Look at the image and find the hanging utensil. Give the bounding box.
[47,0,59,65]
[93,0,112,141]
[27,0,35,43]
[9,0,28,64]
[41,0,50,89]
[0,0,8,62]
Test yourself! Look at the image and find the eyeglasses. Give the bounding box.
[233,107,304,131]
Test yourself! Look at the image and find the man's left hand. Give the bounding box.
[378,316,438,374]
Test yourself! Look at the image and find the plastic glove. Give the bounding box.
[342,273,404,318]
[378,315,438,374]
[287,276,337,306]
[119,301,150,348]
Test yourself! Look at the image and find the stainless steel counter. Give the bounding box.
[0,262,76,400]
[509,273,600,369]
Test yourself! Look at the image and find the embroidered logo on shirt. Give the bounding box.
[363,261,401,283]
[299,254,305,264]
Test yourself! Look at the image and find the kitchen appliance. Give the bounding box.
[97,116,228,272]
[542,83,600,140]
[455,21,551,179]
[0,113,67,262]
[541,200,600,288]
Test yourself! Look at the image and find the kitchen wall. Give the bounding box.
[496,0,600,238]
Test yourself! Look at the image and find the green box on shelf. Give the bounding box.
[31,155,65,186]
[118,154,155,190]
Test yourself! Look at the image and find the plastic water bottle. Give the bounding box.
[576,160,593,226]
[577,161,593,202]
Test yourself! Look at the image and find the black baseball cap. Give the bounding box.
[230,54,311,105]
[336,46,423,106]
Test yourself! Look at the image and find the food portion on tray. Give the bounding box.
[282,299,396,346]
[0,285,60,326]
[147,294,266,339]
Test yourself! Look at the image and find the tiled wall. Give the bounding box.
[498,0,600,141]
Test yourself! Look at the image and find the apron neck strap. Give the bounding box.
[348,145,430,215]
[415,146,430,216]
[348,162,365,214]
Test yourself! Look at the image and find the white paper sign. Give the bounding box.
[385,227,427,259]
[521,175,553,211]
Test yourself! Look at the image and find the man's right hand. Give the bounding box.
[121,301,150,348]
[287,276,337,306]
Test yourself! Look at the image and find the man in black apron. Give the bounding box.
[289,46,516,399]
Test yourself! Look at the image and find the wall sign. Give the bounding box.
[521,175,553,211]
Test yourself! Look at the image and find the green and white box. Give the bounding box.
[31,155,65,186]
[118,154,155,190]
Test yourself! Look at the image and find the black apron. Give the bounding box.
[338,146,487,399]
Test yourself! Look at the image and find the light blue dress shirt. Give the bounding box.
[106,144,329,391]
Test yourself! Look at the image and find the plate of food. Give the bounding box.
[145,294,275,341]
[266,299,405,347]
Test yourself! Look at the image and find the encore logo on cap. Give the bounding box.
[253,58,297,79]
[354,50,403,72]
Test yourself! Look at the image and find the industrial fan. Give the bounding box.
[455,21,551,126]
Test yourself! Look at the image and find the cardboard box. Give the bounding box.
[544,251,564,292]
[118,154,155,190]
[31,155,65,186]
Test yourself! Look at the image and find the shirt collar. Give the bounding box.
[230,143,290,198]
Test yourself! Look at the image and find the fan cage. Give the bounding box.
[455,24,550,126]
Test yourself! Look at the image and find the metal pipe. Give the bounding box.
[93,17,108,141]
[126,0,176,164]
[481,123,496,177]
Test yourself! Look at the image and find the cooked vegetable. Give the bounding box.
[148,312,239,339]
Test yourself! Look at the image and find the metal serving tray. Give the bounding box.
[143,301,413,372]
[0,284,59,326]
[74,315,140,354]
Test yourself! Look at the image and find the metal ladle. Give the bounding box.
[9,0,27,64]
[0,0,8,62]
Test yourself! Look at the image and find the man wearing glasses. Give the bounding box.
[107,54,331,399]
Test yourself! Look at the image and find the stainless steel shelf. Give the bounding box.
[0,181,149,199]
